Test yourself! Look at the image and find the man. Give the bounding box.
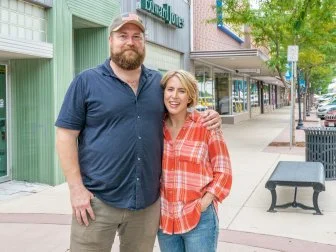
[55,12,220,252]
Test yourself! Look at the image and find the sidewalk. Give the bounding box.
[0,106,335,252]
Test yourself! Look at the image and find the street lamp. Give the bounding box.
[296,68,304,129]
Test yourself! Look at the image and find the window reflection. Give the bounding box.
[250,81,260,107]
[263,84,270,105]
[215,70,230,115]
[195,65,214,111]
[232,76,247,113]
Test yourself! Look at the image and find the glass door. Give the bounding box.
[0,65,7,179]
[214,71,230,115]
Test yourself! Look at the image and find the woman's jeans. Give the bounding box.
[158,204,219,252]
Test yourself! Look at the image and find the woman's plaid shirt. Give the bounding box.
[160,111,232,234]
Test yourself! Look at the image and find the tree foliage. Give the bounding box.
[217,0,336,90]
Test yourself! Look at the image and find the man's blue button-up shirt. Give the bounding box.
[55,59,164,209]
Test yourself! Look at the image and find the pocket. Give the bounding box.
[90,195,97,204]
[209,203,219,226]
[143,199,160,236]
[197,204,216,230]
[179,140,207,164]
[201,202,212,213]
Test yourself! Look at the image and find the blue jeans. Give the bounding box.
[158,204,219,252]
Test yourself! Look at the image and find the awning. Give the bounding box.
[190,49,285,87]
[0,37,53,60]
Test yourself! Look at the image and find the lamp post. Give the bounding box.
[296,68,304,129]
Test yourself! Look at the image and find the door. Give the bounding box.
[0,65,7,180]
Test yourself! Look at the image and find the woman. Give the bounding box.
[158,70,232,252]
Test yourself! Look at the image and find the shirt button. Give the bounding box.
[137,178,140,181]
[137,157,141,161]
[137,116,141,119]
[138,136,142,139]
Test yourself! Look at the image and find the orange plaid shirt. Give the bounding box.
[160,111,232,234]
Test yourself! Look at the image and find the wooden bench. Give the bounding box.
[265,161,326,215]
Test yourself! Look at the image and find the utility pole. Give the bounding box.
[287,46,299,148]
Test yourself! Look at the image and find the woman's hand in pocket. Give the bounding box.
[200,192,215,212]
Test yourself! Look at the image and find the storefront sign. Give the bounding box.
[137,0,184,28]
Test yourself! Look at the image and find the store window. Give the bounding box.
[232,76,247,113]
[195,65,214,110]
[250,80,260,107]
[263,84,270,105]
[271,85,276,109]
[214,69,230,115]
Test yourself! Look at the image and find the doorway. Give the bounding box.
[0,65,7,180]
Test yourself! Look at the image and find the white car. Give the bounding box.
[315,93,336,108]
[317,98,335,108]
[317,102,336,119]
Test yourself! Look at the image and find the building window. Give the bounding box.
[232,76,247,113]
[195,65,215,110]
[263,84,270,105]
[250,81,260,107]
[215,70,230,115]
[0,0,47,42]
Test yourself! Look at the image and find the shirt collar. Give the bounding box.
[188,110,201,122]
[163,110,200,125]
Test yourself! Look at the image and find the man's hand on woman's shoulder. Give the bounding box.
[200,110,221,130]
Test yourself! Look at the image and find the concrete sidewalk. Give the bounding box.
[1,106,336,252]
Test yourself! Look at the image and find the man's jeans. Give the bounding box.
[158,204,219,252]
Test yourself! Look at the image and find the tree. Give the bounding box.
[216,0,336,144]
[216,0,336,85]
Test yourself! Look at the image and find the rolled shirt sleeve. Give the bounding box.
[206,128,232,202]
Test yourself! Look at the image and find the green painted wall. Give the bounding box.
[11,1,119,185]
[67,0,119,26]
[74,28,109,75]
[11,59,55,184]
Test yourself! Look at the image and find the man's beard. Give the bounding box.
[110,47,145,70]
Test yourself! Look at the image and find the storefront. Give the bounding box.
[194,61,252,124]
[0,65,7,181]
[190,0,285,123]
[122,0,190,72]
[0,0,120,184]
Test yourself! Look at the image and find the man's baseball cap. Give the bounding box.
[109,13,145,33]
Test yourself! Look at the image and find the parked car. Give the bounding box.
[317,98,335,108]
[317,101,336,119]
[315,93,336,108]
[324,107,336,127]
[219,96,230,114]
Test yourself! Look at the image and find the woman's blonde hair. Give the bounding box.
[161,70,199,108]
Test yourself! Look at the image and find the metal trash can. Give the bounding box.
[304,127,336,180]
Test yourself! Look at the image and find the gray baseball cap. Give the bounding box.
[109,13,145,33]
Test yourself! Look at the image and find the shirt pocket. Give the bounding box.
[177,140,208,201]
[178,140,207,165]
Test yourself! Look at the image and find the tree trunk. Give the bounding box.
[303,94,307,121]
